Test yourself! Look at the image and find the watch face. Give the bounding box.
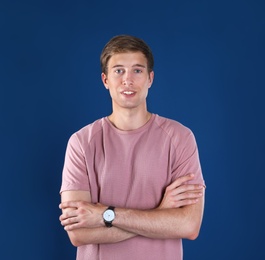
[103,209,115,221]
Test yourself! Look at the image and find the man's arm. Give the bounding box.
[113,189,205,240]
[60,190,136,247]
[60,174,204,245]
[112,174,205,240]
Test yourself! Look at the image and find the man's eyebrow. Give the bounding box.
[111,64,146,68]
[133,64,146,68]
[112,65,124,68]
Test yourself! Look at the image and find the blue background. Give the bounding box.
[1,0,264,259]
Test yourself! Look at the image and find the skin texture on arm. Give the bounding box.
[60,174,205,245]
[114,189,205,240]
[60,190,137,247]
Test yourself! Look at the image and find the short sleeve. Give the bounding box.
[60,133,90,193]
[171,130,205,187]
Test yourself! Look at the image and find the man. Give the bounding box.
[59,35,205,260]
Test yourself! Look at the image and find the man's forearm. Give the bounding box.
[113,196,204,240]
[67,226,137,247]
[67,198,203,246]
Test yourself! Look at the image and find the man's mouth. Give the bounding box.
[122,91,136,95]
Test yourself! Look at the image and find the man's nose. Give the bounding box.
[122,71,133,86]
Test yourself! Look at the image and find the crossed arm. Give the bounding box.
[59,174,205,247]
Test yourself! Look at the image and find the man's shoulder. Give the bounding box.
[78,117,105,133]
[154,114,192,136]
[153,114,197,151]
[70,117,106,144]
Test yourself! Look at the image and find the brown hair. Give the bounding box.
[100,35,154,74]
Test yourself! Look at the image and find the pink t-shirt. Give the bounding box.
[60,114,205,260]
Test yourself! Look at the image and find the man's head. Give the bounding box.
[100,35,154,75]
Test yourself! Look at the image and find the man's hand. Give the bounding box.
[59,201,106,231]
[158,174,204,209]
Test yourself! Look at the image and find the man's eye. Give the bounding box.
[115,69,123,74]
[134,69,142,73]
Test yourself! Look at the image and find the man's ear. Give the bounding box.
[148,71,154,88]
[101,73,109,89]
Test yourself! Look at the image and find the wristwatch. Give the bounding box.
[103,206,115,227]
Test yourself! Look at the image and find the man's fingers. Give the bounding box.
[64,222,80,231]
[169,191,203,208]
[176,191,203,201]
[175,198,199,208]
[60,209,77,220]
[166,173,195,191]
[61,215,79,226]
[170,184,204,196]
[59,201,80,209]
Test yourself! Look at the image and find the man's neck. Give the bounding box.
[108,110,152,131]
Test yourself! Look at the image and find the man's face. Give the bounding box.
[101,52,154,112]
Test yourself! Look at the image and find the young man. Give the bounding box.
[59,35,205,260]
